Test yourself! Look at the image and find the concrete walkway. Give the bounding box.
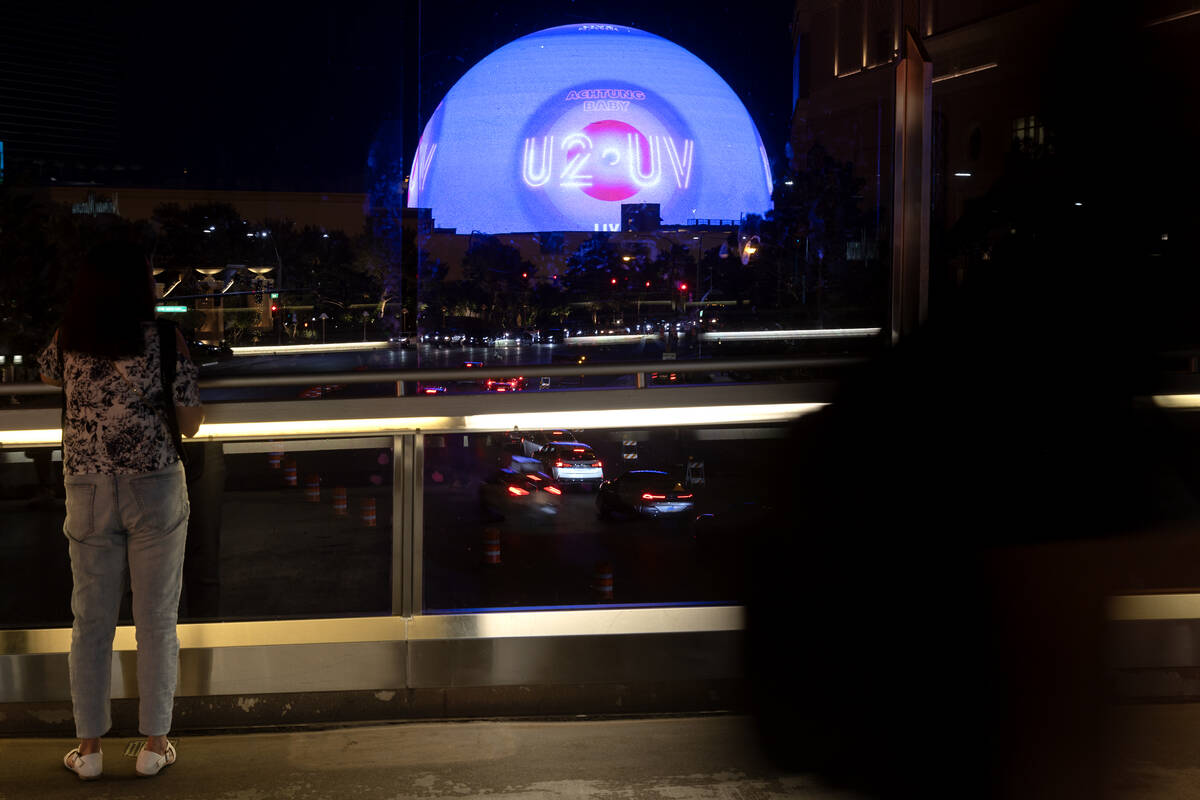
[0,715,849,800]
[3,704,1199,799]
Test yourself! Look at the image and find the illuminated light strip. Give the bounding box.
[195,417,453,440]
[231,341,393,356]
[1109,593,1200,621]
[700,327,882,342]
[522,136,553,188]
[759,144,774,196]
[1152,394,1200,409]
[1147,8,1200,26]
[0,429,61,447]
[413,141,436,192]
[565,334,657,345]
[932,62,999,84]
[560,132,594,187]
[0,403,825,449]
[663,136,694,189]
[464,402,825,432]
[629,133,661,188]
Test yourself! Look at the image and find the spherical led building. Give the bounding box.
[407,23,774,233]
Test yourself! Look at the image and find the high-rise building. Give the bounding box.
[0,6,120,184]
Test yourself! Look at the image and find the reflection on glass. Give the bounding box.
[400,12,887,382]
[0,440,394,628]
[0,446,72,628]
[422,425,790,612]
[210,440,393,620]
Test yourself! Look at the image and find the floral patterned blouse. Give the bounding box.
[38,323,202,476]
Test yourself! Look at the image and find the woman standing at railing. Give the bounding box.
[37,239,204,780]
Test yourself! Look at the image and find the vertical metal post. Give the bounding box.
[410,432,424,616]
[890,27,932,345]
[391,434,406,616]
[391,432,423,617]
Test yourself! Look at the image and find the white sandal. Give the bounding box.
[136,741,176,776]
[63,747,102,780]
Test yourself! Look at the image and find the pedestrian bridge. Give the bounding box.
[2,356,1199,735]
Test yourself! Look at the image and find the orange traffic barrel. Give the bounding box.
[267,445,283,469]
[592,562,614,601]
[282,458,298,487]
[304,474,321,502]
[360,497,377,527]
[332,486,348,516]
[483,528,501,565]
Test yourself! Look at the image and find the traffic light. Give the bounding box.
[270,302,279,317]
[674,282,689,312]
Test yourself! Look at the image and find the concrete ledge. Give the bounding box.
[0,680,749,737]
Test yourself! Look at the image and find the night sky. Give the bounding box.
[113,1,795,193]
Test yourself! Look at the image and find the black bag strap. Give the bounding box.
[57,330,66,439]
[155,319,187,465]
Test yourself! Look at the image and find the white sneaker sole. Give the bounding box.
[64,749,102,780]
[135,742,176,777]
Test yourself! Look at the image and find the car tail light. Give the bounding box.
[591,461,602,468]
[642,493,666,500]
[676,493,693,499]
[423,388,438,395]
[544,486,562,495]
[507,486,530,496]
[555,460,564,468]
[572,447,586,453]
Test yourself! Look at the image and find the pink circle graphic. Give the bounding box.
[567,119,651,202]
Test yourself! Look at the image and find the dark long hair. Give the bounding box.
[59,240,157,358]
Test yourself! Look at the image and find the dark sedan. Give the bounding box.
[188,339,233,363]
[479,468,564,523]
[596,470,695,519]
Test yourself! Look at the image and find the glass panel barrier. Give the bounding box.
[0,446,72,628]
[422,423,790,612]
[202,438,394,620]
[0,438,394,628]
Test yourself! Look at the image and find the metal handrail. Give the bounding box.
[1,355,870,395]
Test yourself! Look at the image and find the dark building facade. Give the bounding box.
[0,7,122,185]
[789,0,1200,331]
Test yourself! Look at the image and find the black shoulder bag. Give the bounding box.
[155,319,204,482]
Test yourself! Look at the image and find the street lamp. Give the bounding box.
[740,235,760,266]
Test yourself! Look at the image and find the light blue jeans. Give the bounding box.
[64,460,188,739]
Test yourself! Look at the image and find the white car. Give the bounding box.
[519,429,578,458]
[535,441,604,490]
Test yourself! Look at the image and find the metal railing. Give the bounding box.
[0,376,815,715]
[1,354,870,396]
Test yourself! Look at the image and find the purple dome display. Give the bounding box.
[407,23,774,233]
